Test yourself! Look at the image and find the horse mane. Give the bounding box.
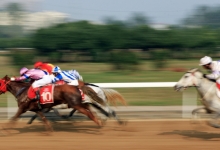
[186,68,201,73]
[186,68,216,83]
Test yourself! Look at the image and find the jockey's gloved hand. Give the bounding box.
[10,77,15,81]
[203,74,207,78]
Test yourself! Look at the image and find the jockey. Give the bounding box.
[66,69,98,87]
[51,66,79,86]
[65,68,106,103]
[34,61,55,75]
[199,56,220,88]
[10,67,52,102]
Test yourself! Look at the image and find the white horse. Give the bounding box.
[174,68,220,128]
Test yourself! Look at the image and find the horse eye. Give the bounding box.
[184,76,188,78]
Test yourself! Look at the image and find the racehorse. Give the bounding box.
[174,68,220,128]
[27,85,127,125]
[0,75,103,133]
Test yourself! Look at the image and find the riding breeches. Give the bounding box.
[32,75,52,88]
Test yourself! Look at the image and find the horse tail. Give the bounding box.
[101,88,127,106]
[81,86,105,105]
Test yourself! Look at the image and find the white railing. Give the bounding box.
[93,82,176,88]
[93,82,197,118]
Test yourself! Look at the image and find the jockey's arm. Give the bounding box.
[51,74,63,83]
[205,71,219,80]
[15,74,29,81]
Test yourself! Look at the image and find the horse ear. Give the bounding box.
[3,75,10,81]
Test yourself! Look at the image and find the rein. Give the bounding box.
[0,80,10,93]
[190,71,214,100]
[189,72,201,88]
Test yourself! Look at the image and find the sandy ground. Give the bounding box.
[0,119,220,150]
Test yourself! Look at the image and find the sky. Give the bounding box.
[1,0,220,25]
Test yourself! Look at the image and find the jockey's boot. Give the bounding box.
[33,88,42,109]
[36,91,42,109]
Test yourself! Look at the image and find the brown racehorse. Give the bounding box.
[0,75,102,133]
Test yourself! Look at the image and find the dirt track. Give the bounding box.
[0,119,220,150]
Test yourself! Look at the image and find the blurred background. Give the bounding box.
[0,0,220,107]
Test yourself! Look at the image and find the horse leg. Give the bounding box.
[90,103,109,117]
[52,108,63,117]
[110,109,126,125]
[207,112,220,128]
[191,107,215,125]
[52,108,71,119]
[27,114,38,124]
[191,107,207,121]
[73,105,102,126]
[27,108,51,124]
[91,102,125,125]
[105,106,126,125]
[35,111,53,132]
[1,107,25,135]
[69,109,77,117]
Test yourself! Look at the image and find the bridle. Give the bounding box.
[0,79,10,94]
[185,71,201,88]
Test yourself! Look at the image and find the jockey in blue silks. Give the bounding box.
[65,69,83,81]
[51,66,79,86]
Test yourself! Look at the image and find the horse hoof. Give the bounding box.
[61,115,70,119]
[118,119,127,126]
[190,119,200,124]
[27,121,32,124]
[207,121,220,128]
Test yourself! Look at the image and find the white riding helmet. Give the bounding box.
[52,66,62,73]
[199,56,212,66]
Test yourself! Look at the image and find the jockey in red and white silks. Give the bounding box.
[34,61,55,75]
[199,56,220,89]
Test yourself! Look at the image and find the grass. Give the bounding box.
[0,56,205,107]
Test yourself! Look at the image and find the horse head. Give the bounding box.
[174,68,203,91]
[0,75,11,94]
